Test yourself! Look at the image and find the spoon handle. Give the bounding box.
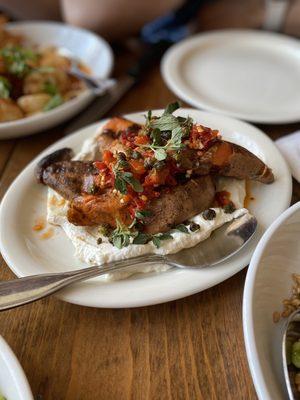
[69,66,116,94]
[0,254,164,311]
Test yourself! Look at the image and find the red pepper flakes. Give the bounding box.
[189,124,219,150]
[215,191,231,207]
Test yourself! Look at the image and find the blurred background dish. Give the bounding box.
[162,29,300,124]
[0,335,33,400]
[0,21,113,139]
[243,202,300,400]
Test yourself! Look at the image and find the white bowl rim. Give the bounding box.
[0,336,33,400]
[243,201,300,400]
[5,20,114,76]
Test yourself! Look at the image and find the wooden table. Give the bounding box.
[0,55,299,400]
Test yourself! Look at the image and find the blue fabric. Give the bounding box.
[142,13,190,44]
[141,0,207,44]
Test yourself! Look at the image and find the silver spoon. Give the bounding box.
[0,213,257,311]
[58,47,116,96]
[283,310,300,399]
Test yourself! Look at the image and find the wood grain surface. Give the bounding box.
[0,52,299,400]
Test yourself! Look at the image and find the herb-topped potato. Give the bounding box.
[36,103,274,256]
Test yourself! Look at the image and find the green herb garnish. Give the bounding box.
[114,171,143,194]
[43,93,63,111]
[163,101,181,115]
[0,76,11,98]
[107,216,176,249]
[44,80,58,96]
[135,209,152,219]
[153,148,167,161]
[113,156,143,195]
[151,232,173,248]
[0,45,38,77]
[109,219,134,249]
[141,101,192,161]
[173,224,189,233]
[132,233,151,245]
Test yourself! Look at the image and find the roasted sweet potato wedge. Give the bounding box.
[68,192,131,227]
[178,140,274,184]
[41,160,98,200]
[35,147,74,184]
[97,117,140,155]
[96,118,274,184]
[68,176,215,234]
[144,176,215,234]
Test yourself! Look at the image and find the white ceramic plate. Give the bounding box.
[0,21,113,139]
[0,109,292,308]
[162,30,300,124]
[0,336,33,400]
[243,202,300,400]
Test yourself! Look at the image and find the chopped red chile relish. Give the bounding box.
[91,102,222,248]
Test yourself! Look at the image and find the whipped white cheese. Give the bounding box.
[47,127,249,280]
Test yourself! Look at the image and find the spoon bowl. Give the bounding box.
[58,47,116,95]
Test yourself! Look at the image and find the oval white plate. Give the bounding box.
[162,30,300,124]
[243,202,300,400]
[0,336,33,400]
[0,21,113,139]
[0,109,292,308]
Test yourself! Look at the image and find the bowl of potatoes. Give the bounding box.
[0,21,113,139]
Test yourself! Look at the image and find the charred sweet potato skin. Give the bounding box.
[178,141,274,184]
[207,141,274,184]
[144,176,216,234]
[35,147,74,184]
[42,161,98,200]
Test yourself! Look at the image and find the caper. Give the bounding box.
[176,173,188,184]
[153,160,165,170]
[189,222,200,232]
[202,209,216,220]
[132,151,142,159]
[134,222,144,231]
[97,237,103,245]
[118,152,127,160]
[144,158,154,169]
[160,131,171,141]
[224,202,236,214]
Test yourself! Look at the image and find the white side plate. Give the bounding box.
[0,336,33,400]
[162,30,300,124]
[0,109,292,308]
[0,21,113,139]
